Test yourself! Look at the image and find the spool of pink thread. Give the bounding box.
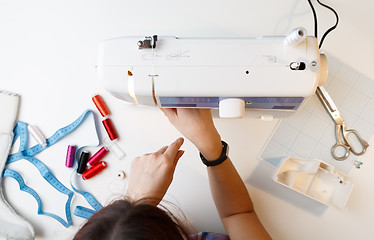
[65,145,76,168]
[87,147,109,168]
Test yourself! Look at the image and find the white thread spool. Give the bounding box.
[103,138,125,160]
[285,27,307,46]
[28,125,47,147]
[116,171,126,179]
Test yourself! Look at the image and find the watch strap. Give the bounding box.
[200,141,228,167]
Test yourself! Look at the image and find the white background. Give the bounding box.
[1,0,374,239]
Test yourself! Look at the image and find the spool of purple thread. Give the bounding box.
[66,145,77,168]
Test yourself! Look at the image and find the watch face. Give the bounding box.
[222,141,229,157]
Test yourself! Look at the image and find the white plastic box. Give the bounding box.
[273,157,353,210]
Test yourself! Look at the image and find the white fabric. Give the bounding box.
[0,91,19,134]
[0,91,34,240]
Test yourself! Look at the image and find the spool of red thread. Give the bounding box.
[82,161,107,180]
[102,118,118,140]
[87,147,109,168]
[92,94,110,117]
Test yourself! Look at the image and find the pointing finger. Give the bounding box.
[164,137,184,159]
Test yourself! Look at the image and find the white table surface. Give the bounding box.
[1,0,374,239]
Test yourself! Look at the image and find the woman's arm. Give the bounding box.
[161,108,271,240]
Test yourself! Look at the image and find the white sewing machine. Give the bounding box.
[97,28,328,118]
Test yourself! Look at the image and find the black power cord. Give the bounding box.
[307,0,318,38]
[308,0,339,49]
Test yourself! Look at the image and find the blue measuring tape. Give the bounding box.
[2,168,73,228]
[2,109,103,227]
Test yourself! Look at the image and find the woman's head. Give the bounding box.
[73,199,191,240]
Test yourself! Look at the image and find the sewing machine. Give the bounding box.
[97,28,328,118]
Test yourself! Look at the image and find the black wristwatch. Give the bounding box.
[200,141,229,167]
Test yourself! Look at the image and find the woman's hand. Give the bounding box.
[126,138,185,205]
[161,108,222,160]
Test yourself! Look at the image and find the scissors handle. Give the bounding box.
[331,143,350,161]
[342,128,369,156]
[332,125,350,160]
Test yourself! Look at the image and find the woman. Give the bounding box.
[73,108,271,240]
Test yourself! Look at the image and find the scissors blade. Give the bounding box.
[316,86,344,125]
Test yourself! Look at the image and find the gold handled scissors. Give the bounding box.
[316,86,369,161]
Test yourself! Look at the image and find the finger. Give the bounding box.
[164,137,184,159]
[155,146,168,155]
[160,108,177,119]
[174,150,185,163]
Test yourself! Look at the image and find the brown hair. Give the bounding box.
[73,198,191,240]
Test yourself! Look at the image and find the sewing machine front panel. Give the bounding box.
[159,96,304,110]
